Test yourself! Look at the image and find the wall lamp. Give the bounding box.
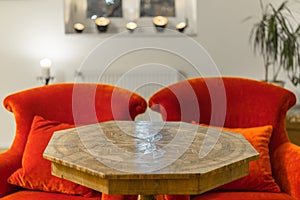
[37,58,54,85]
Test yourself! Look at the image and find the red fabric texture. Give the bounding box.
[191,191,296,200]
[156,194,190,200]
[7,115,97,197]
[0,150,21,197]
[273,142,300,199]
[2,191,295,200]
[1,83,147,198]
[101,194,138,200]
[203,125,280,192]
[1,190,102,200]
[148,77,295,152]
[3,83,147,155]
[148,77,298,198]
[155,125,279,200]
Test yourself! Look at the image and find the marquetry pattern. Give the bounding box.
[44,121,259,196]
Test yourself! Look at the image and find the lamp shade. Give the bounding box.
[40,58,52,67]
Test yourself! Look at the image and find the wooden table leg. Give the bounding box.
[138,195,156,200]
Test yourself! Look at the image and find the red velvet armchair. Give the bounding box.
[149,77,300,200]
[0,83,147,200]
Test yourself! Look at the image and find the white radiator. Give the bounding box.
[74,69,184,99]
[74,68,185,121]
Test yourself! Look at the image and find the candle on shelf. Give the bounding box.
[126,22,138,32]
[40,58,52,78]
[153,16,168,32]
[95,17,110,32]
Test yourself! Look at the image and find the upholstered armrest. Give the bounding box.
[272,142,300,199]
[0,150,22,197]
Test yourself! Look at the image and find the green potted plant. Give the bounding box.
[249,0,300,86]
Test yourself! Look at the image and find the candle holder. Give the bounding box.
[153,16,168,32]
[126,22,138,32]
[73,23,85,33]
[176,22,188,33]
[95,17,110,32]
[37,76,54,85]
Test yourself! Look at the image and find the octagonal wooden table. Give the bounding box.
[43,121,259,200]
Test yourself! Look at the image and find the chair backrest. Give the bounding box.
[4,83,147,154]
[148,77,296,153]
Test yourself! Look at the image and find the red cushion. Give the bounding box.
[202,125,280,192]
[161,125,280,200]
[7,116,98,197]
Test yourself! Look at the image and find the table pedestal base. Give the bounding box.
[138,195,156,200]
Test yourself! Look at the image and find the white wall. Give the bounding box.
[0,0,299,148]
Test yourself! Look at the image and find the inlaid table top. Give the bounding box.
[43,121,259,197]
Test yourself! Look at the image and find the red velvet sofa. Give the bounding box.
[149,77,300,200]
[1,78,300,200]
[0,83,146,200]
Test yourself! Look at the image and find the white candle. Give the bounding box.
[41,66,50,78]
[40,58,52,78]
